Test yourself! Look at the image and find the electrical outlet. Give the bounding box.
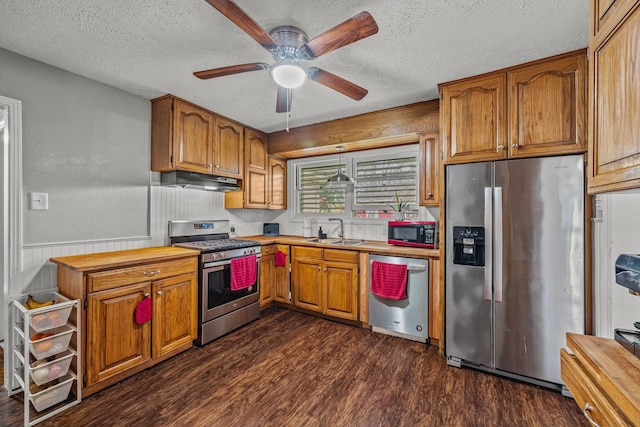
[29,192,49,210]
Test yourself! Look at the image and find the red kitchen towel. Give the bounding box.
[371,260,408,300]
[274,251,287,267]
[135,297,152,324]
[231,254,257,291]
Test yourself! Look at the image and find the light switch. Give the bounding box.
[29,192,49,210]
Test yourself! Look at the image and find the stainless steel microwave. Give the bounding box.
[388,221,438,249]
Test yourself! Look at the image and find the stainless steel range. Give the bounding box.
[168,220,261,345]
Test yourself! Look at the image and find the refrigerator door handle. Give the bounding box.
[494,187,503,303]
[484,187,493,301]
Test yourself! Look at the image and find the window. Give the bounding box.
[353,154,418,219]
[297,163,346,214]
[294,145,419,218]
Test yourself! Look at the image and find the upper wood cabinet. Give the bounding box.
[588,0,640,193]
[440,50,587,164]
[440,74,507,164]
[419,132,440,206]
[225,130,287,210]
[151,96,214,174]
[151,94,244,179]
[213,116,244,179]
[268,156,287,210]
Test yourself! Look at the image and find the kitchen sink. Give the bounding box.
[332,239,365,246]
[304,238,341,244]
[304,238,365,246]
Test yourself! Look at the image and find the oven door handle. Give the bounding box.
[203,255,261,269]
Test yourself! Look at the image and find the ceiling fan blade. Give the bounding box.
[307,67,368,101]
[276,86,292,113]
[301,11,378,59]
[204,0,278,51]
[194,63,269,80]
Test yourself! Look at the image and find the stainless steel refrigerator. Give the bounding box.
[445,154,585,388]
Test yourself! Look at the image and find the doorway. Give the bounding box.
[1,95,23,392]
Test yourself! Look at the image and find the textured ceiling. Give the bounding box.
[0,0,589,133]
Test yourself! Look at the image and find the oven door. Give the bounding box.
[201,258,260,322]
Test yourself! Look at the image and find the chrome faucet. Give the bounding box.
[329,218,344,241]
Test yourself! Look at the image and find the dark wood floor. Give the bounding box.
[1,308,588,426]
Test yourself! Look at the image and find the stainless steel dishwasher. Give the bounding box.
[368,254,429,342]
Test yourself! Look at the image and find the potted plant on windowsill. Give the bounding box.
[388,191,408,221]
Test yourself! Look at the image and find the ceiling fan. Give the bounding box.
[194,0,379,113]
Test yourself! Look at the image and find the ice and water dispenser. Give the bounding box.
[452,226,485,267]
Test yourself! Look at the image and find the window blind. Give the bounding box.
[354,156,417,207]
[298,164,346,213]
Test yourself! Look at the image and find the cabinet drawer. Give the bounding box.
[261,245,278,256]
[560,349,630,426]
[88,258,198,292]
[293,246,323,260]
[324,249,358,264]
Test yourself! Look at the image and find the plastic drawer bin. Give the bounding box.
[29,349,75,386]
[29,303,73,332]
[29,325,74,360]
[30,373,75,412]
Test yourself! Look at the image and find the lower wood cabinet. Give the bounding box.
[292,246,358,321]
[260,244,291,308]
[51,248,199,397]
[561,333,640,426]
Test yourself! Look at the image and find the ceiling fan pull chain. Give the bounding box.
[286,88,291,132]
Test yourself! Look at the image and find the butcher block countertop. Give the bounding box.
[50,246,200,271]
[243,235,440,259]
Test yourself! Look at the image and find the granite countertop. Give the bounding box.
[241,235,440,259]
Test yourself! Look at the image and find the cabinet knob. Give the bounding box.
[512,144,519,149]
[144,293,150,298]
[323,267,327,272]
[318,267,321,271]
[427,192,433,197]
[143,270,160,276]
[498,145,505,150]
[208,163,212,168]
[157,290,163,296]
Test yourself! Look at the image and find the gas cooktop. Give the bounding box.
[173,238,260,252]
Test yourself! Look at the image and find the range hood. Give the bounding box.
[160,171,240,192]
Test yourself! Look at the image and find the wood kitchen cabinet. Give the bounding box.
[51,247,199,397]
[588,0,640,193]
[260,244,291,308]
[561,333,640,426]
[259,245,275,308]
[151,94,244,180]
[225,130,287,210]
[419,132,440,206]
[440,49,587,164]
[268,155,287,210]
[292,246,358,321]
[151,95,215,174]
[213,115,244,179]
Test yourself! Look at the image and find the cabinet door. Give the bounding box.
[152,273,197,358]
[173,99,215,174]
[244,129,269,208]
[441,74,507,164]
[87,283,151,386]
[508,52,587,158]
[324,261,358,320]
[259,253,274,308]
[273,244,291,303]
[419,132,440,206]
[292,258,323,312]
[592,0,637,39]
[268,156,287,210]
[213,116,244,178]
[588,3,640,193]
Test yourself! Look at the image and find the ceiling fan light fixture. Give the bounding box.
[271,62,306,89]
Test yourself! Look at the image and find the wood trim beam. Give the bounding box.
[268,100,439,159]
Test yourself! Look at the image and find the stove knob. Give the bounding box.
[218,252,224,259]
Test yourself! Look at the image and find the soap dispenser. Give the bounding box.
[318,227,323,239]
